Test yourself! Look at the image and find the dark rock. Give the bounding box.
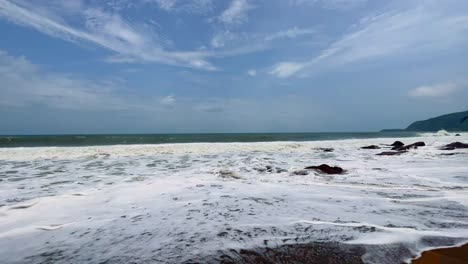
[304,164,344,174]
[361,145,380,149]
[441,142,468,150]
[376,151,407,156]
[390,141,404,147]
[455,134,461,136]
[404,141,425,149]
[392,141,425,150]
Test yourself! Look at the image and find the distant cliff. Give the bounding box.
[406,110,468,132]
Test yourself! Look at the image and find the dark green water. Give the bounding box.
[0,132,421,148]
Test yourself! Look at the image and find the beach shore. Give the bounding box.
[0,133,467,263]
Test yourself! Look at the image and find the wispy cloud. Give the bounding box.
[160,95,176,107]
[290,0,368,10]
[209,26,318,54]
[269,62,305,78]
[265,27,317,41]
[153,0,214,14]
[409,83,462,98]
[210,30,237,48]
[154,0,177,11]
[0,50,133,110]
[0,0,216,70]
[270,1,468,78]
[247,69,256,76]
[218,0,253,26]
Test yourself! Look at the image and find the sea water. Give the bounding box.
[0,132,467,263]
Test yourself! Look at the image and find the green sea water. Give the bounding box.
[0,132,421,147]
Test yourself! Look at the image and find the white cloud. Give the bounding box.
[269,62,305,78]
[270,1,468,78]
[160,95,176,107]
[218,0,252,26]
[210,30,236,48]
[290,0,368,10]
[265,27,317,41]
[409,83,461,98]
[153,0,213,14]
[247,69,256,76]
[154,0,177,11]
[0,0,216,70]
[0,50,134,110]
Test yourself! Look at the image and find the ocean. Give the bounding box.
[0,132,467,263]
[0,132,421,147]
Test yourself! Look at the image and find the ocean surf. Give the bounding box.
[0,133,467,263]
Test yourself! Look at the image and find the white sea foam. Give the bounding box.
[0,134,467,263]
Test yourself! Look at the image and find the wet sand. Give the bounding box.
[412,243,468,264]
[184,242,364,264]
[184,242,416,264]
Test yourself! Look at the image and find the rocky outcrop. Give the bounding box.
[441,142,468,150]
[304,164,344,174]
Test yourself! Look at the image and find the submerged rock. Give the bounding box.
[253,167,267,173]
[293,170,309,176]
[376,151,407,156]
[317,148,334,152]
[440,153,459,156]
[361,145,380,149]
[441,142,468,150]
[275,168,288,173]
[304,164,344,174]
[254,166,288,173]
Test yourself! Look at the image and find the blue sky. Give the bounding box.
[0,0,467,134]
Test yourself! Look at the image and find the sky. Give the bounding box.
[0,0,468,134]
